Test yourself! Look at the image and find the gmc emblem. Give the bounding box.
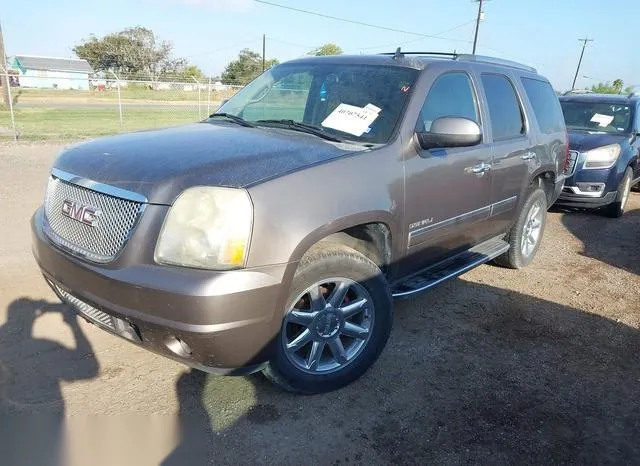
[61,200,102,227]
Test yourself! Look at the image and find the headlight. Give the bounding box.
[583,144,621,169]
[155,187,253,270]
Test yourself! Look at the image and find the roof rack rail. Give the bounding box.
[455,54,537,73]
[379,48,458,59]
[379,48,537,73]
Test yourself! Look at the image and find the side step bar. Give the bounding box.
[391,236,510,299]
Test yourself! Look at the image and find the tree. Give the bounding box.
[221,49,278,85]
[73,26,190,82]
[180,64,205,82]
[613,79,624,94]
[590,79,634,95]
[310,43,343,56]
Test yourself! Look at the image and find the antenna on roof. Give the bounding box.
[393,47,403,59]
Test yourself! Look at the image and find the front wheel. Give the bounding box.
[493,188,548,269]
[605,167,633,218]
[263,244,393,394]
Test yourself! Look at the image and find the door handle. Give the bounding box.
[521,151,536,161]
[468,162,492,175]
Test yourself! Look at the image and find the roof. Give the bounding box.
[559,93,640,104]
[13,55,93,73]
[284,54,427,70]
[283,51,538,75]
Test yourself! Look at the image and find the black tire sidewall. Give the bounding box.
[504,188,548,269]
[606,168,633,218]
[265,246,392,394]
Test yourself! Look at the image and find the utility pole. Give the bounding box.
[262,34,266,72]
[472,0,486,55]
[0,22,10,106]
[571,38,593,90]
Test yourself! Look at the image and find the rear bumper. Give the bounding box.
[31,207,289,375]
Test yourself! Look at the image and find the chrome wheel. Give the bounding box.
[282,278,375,374]
[521,199,544,258]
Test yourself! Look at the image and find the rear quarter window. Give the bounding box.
[521,77,565,134]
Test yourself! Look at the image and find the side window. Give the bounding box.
[418,72,479,132]
[481,74,525,140]
[521,77,565,134]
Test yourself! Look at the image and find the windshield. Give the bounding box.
[560,101,633,134]
[213,63,419,144]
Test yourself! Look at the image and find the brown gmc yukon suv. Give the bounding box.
[31,51,568,394]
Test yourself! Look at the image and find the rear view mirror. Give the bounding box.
[417,117,482,150]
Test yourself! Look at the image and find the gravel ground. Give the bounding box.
[0,141,638,466]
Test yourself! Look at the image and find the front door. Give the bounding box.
[401,71,493,277]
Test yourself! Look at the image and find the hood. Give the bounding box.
[53,122,362,205]
[567,130,630,153]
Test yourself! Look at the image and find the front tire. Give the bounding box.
[605,167,633,218]
[494,188,548,269]
[263,244,392,394]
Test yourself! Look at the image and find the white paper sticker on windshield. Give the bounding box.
[321,103,381,136]
[590,113,614,127]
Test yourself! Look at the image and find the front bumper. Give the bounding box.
[31,207,289,375]
[556,188,617,208]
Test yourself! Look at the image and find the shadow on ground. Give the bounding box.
[0,298,99,466]
[559,203,640,275]
[164,278,640,465]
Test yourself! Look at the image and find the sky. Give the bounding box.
[2,0,638,91]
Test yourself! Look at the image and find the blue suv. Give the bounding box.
[557,93,640,217]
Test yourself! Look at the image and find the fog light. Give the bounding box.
[576,182,604,193]
[165,336,193,358]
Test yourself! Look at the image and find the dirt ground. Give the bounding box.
[0,141,639,466]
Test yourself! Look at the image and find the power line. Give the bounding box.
[182,38,263,59]
[571,38,593,90]
[356,19,477,52]
[253,0,470,43]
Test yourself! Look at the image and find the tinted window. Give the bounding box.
[481,74,525,139]
[521,78,565,134]
[418,72,479,132]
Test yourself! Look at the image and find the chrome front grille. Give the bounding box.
[564,150,580,177]
[55,285,115,331]
[44,175,144,263]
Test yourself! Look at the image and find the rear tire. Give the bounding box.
[605,167,633,218]
[493,188,548,269]
[263,244,392,395]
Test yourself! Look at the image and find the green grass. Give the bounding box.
[0,107,202,140]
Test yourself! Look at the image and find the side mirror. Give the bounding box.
[416,117,482,151]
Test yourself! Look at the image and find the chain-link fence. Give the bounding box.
[0,72,243,141]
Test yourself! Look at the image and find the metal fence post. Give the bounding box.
[1,67,17,141]
[192,77,201,120]
[110,71,124,131]
[207,75,212,116]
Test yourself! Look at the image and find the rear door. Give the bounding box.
[476,72,532,233]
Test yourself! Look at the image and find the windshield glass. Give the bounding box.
[560,101,633,134]
[213,63,419,144]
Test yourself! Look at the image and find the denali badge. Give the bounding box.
[61,200,102,227]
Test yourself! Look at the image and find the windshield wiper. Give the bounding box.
[208,113,256,128]
[255,119,345,143]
